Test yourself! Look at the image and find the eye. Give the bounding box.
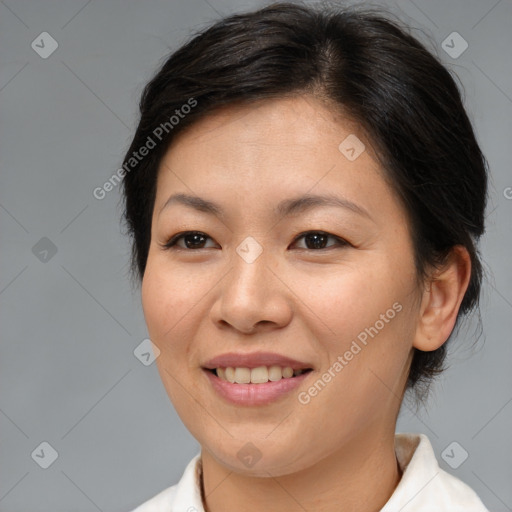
[291,231,349,250]
[161,230,350,251]
[162,231,218,250]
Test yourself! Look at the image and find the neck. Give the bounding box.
[200,428,401,512]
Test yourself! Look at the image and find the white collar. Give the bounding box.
[132,433,488,511]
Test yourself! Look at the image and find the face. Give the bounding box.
[142,95,421,477]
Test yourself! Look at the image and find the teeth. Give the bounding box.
[234,367,251,384]
[282,367,293,378]
[268,365,283,382]
[225,367,235,383]
[215,366,307,384]
[251,366,269,384]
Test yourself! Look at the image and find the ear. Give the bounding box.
[413,246,472,352]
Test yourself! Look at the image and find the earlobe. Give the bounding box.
[413,246,472,352]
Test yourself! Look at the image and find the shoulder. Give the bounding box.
[131,485,178,512]
[381,433,489,512]
[130,453,203,512]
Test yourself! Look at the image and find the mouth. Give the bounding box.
[206,366,313,384]
[201,352,315,405]
[202,365,314,406]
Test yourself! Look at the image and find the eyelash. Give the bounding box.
[161,230,350,252]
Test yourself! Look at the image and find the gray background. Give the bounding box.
[0,0,511,510]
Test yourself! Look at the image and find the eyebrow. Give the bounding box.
[159,192,372,220]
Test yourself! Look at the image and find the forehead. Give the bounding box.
[167,95,366,159]
[158,96,374,181]
[153,95,405,227]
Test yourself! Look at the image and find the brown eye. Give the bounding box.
[163,231,217,250]
[292,231,349,250]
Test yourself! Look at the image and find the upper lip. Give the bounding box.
[202,352,313,370]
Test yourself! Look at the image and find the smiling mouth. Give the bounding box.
[206,366,313,384]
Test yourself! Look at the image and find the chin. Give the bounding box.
[202,435,314,477]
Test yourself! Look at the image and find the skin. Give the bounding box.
[141,95,471,512]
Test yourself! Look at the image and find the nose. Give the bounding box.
[211,246,293,334]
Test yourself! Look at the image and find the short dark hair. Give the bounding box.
[121,2,488,401]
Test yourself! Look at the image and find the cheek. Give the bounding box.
[141,264,169,339]
[141,256,206,410]
[301,258,416,387]
[141,254,203,357]
[300,261,405,339]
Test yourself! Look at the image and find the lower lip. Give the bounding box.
[203,369,312,406]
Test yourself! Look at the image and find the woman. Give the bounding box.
[123,2,489,511]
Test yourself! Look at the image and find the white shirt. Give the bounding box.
[131,433,489,511]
